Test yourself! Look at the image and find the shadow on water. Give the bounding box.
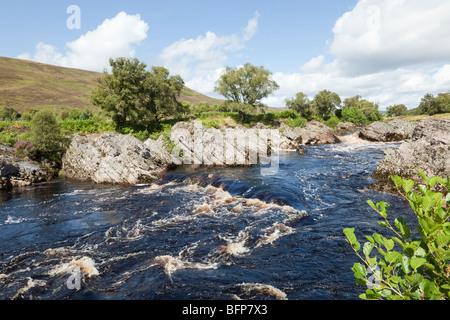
[0,141,413,300]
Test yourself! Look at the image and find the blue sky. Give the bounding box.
[1,0,450,109]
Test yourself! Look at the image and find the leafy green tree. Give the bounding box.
[139,66,185,122]
[342,95,383,121]
[91,58,185,130]
[419,93,450,116]
[29,110,65,161]
[285,92,315,119]
[91,57,148,130]
[214,63,279,119]
[344,172,450,300]
[386,104,408,117]
[312,90,341,120]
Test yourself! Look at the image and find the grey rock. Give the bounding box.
[170,121,304,167]
[0,146,50,190]
[359,119,416,142]
[280,120,341,146]
[372,119,450,192]
[62,132,178,185]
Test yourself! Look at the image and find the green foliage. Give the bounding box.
[340,95,383,123]
[91,57,184,130]
[214,63,279,107]
[283,117,307,128]
[344,172,450,300]
[386,104,408,117]
[419,93,450,116]
[339,107,369,125]
[324,116,340,128]
[62,108,94,121]
[0,107,21,121]
[285,92,315,119]
[312,90,341,120]
[59,119,115,133]
[29,110,66,162]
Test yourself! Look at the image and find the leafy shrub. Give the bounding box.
[340,107,368,125]
[284,117,307,128]
[0,107,21,121]
[344,171,450,300]
[29,110,66,162]
[324,116,340,128]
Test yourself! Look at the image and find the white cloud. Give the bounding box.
[330,0,450,75]
[263,0,450,110]
[158,12,260,93]
[18,12,149,72]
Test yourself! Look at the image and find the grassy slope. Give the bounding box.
[0,56,222,114]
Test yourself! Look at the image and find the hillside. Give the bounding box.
[0,57,222,114]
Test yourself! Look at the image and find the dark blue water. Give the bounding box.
[0,141,413,300]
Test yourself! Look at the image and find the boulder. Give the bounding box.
[62,133,179,185]
[170,121,304,167]
[359,119,416,142]
[371,119,450,192]
[333,122,358,136]
[280,120,341,146]
[0,144,50,190]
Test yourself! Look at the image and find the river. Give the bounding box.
[0,137,413,300]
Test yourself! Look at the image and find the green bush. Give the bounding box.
[344,171,450,300]
[0,107,21,121]
[29,110,66,162]
[324,116,340,128]
[284,117,307,128]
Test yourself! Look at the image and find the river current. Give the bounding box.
[0,136,413,300]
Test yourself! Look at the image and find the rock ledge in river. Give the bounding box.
[62,132,179,185]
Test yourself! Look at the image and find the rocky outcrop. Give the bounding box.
[359,119,416,142]
[280,120,341,146]
[333,122,358,136]
[170,121,302,167]
[371,119,450,192]
[0,144,51,190]
[62,133,179,185]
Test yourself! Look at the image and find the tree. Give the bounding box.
[312,90,341,120]
[29,110,65,161]
[91,57,148,130]
[214,63,279,118]
[285,92,314,119]
[340,95,383,122]
[386,104,408,117]
[419,93,450,115]
[140,66,184,122]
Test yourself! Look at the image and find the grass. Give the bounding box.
[386,113,450,122]
[0,56,222,114]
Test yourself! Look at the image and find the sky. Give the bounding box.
[1,0,450,110]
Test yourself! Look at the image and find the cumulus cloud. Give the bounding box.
[18,12,149,72]
[158,11,260,93]
[263,0,450,109]
[330,0,450,75]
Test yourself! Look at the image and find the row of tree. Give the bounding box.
[83,57,450,129]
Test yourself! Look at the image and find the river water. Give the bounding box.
[0,136,413,300]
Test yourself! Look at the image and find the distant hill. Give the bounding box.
[0,57,222,114]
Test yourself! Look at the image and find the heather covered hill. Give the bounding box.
[0,57,222,114]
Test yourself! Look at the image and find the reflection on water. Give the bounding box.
[0,140,411,300]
